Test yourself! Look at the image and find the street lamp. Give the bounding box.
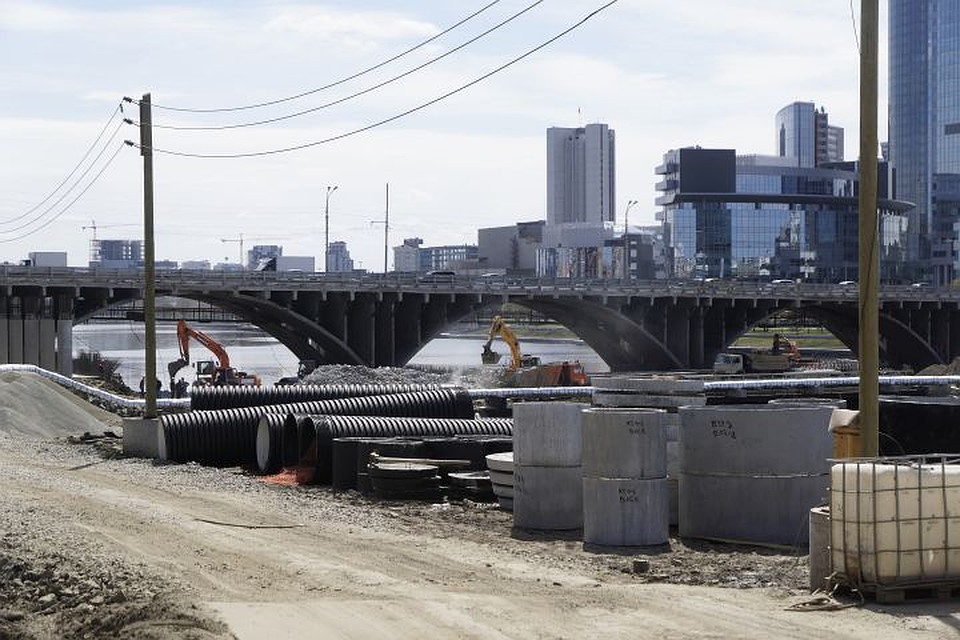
[623,199,638,279]
[324,185,338,273]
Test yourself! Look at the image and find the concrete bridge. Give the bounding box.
[2,266,960,376]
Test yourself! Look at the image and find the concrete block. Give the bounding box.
[122,417,161,459]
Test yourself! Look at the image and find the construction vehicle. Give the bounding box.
[275,359,319,386]
[713,333,801,374]
[167,319,262,388]
[481,315,589,387]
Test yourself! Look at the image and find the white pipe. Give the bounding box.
[0,364,190,412]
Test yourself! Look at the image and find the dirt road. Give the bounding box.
[1,434,958,639]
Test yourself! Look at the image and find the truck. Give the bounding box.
[480,315,589,387]
[713,333,800,374]
[167,319,262,388]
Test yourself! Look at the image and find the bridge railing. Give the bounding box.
[2,266,959,302]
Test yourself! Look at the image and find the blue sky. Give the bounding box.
[0,0,888,270]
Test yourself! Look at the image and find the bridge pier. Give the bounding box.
[374,298,396,366]
[348,295,376,364]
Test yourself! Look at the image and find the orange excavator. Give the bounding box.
[481,315,589,387]
[167,319,261,388]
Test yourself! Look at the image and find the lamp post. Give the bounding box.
[324,185,338,273]
[623,199,638,279]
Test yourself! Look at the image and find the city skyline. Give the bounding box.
[0,1,884,270]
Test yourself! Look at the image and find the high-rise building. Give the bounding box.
[889,0,960,283]
[546,123,616,225]
[775,102,844,168]
[327,241,354,273]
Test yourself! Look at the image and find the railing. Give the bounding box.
[1,266,959,303]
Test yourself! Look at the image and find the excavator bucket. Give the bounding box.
[481,345,502,365]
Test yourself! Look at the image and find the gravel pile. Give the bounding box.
[0,372,122,439]
[301,364,498,388]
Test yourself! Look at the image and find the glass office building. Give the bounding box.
[656,148,913,282]
[889,0,960,282]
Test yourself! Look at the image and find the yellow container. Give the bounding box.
[829,409,861,458]
[832,426,861,458]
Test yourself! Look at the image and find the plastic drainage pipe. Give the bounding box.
[158,387,476,467]
[189,383,443,411]
[293,415,514,484]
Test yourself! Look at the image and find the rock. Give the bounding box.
[38,593,56,604]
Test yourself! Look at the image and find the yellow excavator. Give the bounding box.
[481,315,589,387]
[167,319,262,388]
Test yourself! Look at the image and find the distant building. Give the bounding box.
[248,245,282,270]
[89,239,142,269]
[774,101,844,168]
[393,238,423,273]
[419,244,478,272]
[26,251,67,267]
[181,260,211,270]
[477,221,545,274]
[656,147,912,282]
[546,123,616,225]
[327,241,354,273]
[254,255,315,272]
[537,223,615,278]
[391,238,478,273]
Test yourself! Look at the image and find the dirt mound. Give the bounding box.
[918,356,960,376]
[0,371,121,439]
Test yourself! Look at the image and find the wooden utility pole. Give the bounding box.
[858,0,880,456]
[140,93,158,419]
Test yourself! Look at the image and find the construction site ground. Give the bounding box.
[1,371,959,638]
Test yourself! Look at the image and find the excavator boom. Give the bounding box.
[168,320,260,387]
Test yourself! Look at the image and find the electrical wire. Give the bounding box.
[142,0,504,114]
[0,102,123,225]
[150,0,545,131]
[0,142,127,243]
[132,0,618,159]
[0,119,126,234]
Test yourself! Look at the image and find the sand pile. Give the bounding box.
[0,371,121,438]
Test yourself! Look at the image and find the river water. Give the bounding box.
[72,321,609,390]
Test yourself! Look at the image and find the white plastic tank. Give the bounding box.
[831,457,960,585]
[678,404,834,545]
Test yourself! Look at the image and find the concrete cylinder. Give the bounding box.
[513,464,582,530]
[678,404,834,545]
[581,408,667,479]
[583,477,669,546]
[512,401,583,467]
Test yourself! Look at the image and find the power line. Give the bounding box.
[0,102,123,225]
[138,0,504,114]
[149,0,545,132]
[131,0,618,159]
[0,142,127,244]
[0,119,127,234]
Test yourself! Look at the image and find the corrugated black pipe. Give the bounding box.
[162,387,475,467]
[189,383,442,410]
[293,415,513,485]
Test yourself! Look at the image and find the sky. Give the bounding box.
[0,0,889,271]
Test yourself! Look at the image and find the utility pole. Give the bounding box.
[324,185,338,272]
[371,183,390,273]
[858,0,880,456]
[140,93,157,419]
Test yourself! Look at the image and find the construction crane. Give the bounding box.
[81,219,138,240]
[220,233,246,268]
